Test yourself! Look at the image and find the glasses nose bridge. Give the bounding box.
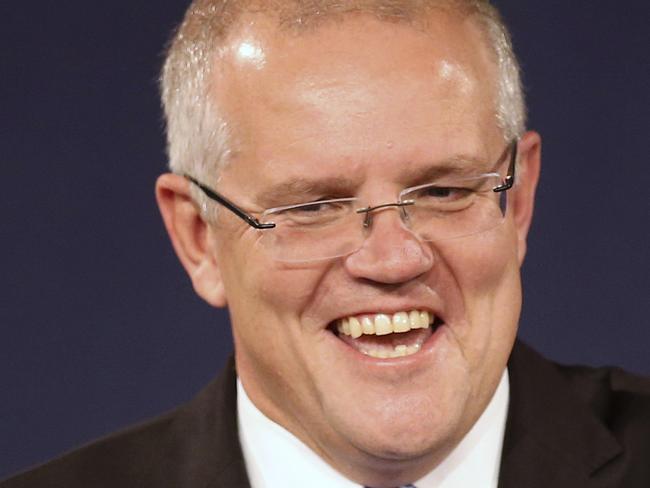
[356,200,415,229]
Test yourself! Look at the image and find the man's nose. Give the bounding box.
[344,208,434,284]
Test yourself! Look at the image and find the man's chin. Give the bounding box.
[321,415,460,487]
[358,431,452,463]
[321,385,469,469]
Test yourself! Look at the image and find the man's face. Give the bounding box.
[203,11,535,483]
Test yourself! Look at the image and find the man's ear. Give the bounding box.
[511,131,542,265]
[155,173,227,308]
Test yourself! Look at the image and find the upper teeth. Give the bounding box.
[337,310,433,339]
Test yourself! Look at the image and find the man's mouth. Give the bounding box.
[332,310,440,359]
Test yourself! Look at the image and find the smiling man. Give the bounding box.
[3,1,649,488]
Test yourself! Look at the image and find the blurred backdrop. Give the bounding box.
[1,0,649,479]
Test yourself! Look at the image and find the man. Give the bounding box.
[2,1,649,487]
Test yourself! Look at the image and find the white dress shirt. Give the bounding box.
[238,370,509,488]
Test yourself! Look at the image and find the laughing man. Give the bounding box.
[3,1,650,487]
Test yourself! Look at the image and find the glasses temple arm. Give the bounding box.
[183,174,276,230]
[493,139,518,193]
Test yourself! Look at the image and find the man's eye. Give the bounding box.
[293,202,330,213]
[279,201,350,224]
[421,186,471,200]
[410,184,479,213]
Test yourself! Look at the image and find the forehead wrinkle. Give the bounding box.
[215,15,499,169]
[255,175,357,204]
[406,155,492,182]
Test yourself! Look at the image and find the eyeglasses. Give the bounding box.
[185,139,518,263]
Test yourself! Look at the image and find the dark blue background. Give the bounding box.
[2,0,648,479]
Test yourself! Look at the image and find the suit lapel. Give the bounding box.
[498,341,621,488]
[172,356,251,488]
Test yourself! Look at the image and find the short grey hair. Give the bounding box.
[160,0,526,208]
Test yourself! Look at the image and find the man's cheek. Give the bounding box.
[448,230,516,291]
[254,267,327,319]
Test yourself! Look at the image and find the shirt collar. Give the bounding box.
[238,369,509,488]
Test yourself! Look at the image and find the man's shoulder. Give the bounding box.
[1,358,248,488]
[558,356,650,400]
[502,341,650,487]
[1,410,180,488]
[556,353,650,446]
[516,341,650,428]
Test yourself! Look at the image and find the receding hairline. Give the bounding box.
[181,2,503,148]
[172,0,493,49]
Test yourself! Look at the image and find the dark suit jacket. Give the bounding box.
[2,341,650,487]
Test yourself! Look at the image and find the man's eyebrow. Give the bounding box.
[406,155,494,184]
[255,154,498,204]
[256,176,354,205]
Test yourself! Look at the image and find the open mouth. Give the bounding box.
[331,310,443,359]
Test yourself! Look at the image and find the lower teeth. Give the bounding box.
[361,343,421,359]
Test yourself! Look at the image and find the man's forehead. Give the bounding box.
[204,4,502,204]
[212,11,496,130]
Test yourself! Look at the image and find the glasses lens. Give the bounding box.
[260,199,365,262]
[401,174,507,241]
